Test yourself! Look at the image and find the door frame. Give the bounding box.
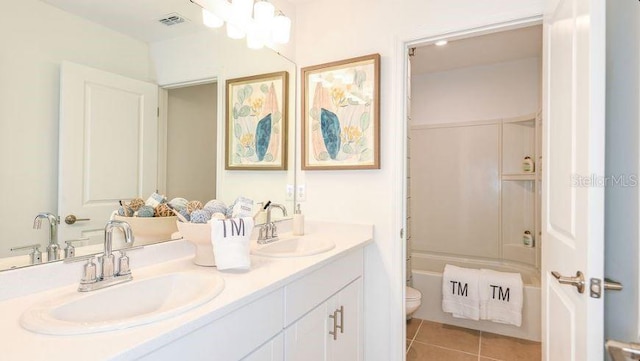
[394,15,543,359]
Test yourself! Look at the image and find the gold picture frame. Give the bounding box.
[301,54,380,170]
[225,71,288,170]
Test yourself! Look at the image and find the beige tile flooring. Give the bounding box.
[406,318,541,361]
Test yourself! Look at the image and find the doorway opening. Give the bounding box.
[163,82,218,202]
[402,21,543,356]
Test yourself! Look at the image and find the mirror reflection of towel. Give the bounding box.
[210,217,254,271]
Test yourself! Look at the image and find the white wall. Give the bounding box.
[150,31,296,215]
[604,0,640,350]
[411,57,541,125]
[167,83,218,203]
[293,1,543,359]
[0,0,153,257]
[410,124,501,257]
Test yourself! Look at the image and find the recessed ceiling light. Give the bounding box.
[435,40,448,46]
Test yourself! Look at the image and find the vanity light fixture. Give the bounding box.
[435,40,448,46]
[197,0,292,49]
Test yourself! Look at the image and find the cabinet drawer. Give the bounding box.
[138,288,284,361]
[284,249,363,326]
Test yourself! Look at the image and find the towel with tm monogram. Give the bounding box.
[210,217,254,271]
[478,268,523,326]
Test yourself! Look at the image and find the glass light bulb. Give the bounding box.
[272,14,291,44]
[254,1,275,24]
[246,23,264,49]
[227,23,245,39]
[202,9,224,28]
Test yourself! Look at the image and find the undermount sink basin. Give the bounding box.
[252,235,335,258]
[20,270,224,335]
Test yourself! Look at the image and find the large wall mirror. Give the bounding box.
[1,0,296,270]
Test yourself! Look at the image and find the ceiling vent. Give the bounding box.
[157,13,188,26]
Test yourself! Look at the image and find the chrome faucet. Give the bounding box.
[78,220,135,292]
[33,212,60,261]
[257,203,288,245]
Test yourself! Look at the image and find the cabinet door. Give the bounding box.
[284,301,330,361]
[243,333,284,361]
[328,278,363,361]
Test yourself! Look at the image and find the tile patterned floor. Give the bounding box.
[406,318,541,361]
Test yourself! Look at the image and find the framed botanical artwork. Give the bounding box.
[225,71,288,170]
[301,54,380,170]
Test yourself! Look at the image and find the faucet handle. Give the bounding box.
[118,250,131,276]
[80,258,97,284]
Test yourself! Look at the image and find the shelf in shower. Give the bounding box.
[502,173,536,181]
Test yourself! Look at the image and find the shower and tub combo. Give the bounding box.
[406,25,543,343]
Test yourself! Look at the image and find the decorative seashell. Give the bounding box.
[155,203,173,217]
[118,205,133,217]
[187,200,204,214]
[129,198,146,212]
[136,205,155,217]
[190,209,212,224]
[179,209,191,222]
[169,197,189,211]
[204,199,227,215]
[211,212,226,220]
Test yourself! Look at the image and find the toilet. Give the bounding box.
[406,286,422,318]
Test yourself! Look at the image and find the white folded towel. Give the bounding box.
[478,269,523,326]
[210,217,254,271]
[442,265,480,320]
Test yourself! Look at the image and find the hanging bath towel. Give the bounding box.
[478,268,523,327]
[442,264,481,320]
[210,217,254,271]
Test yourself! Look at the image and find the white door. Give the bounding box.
[58,61,158,244]
[542,0,606,360]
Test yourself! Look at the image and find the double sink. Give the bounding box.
[20,234,334,335]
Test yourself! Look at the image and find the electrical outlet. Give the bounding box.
[296,184,306,201]
[285,184,294,201]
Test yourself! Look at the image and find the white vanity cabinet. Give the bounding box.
[284,279,362,361]
[136,248,364,361]
[283,250,363,361]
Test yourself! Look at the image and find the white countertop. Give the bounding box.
[0,220,373,361]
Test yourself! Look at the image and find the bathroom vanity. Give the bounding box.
[0,221,372,361]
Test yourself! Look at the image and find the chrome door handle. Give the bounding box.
[551,271,585,294]
[65,215,91,225]
[606,340,640,361]
[336,305,344,334]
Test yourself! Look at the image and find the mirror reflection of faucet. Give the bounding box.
[63,238,90,258]
[78,220,135,292]
[10,244,42,265]
[257,203,288,245]
[33,212,60,261]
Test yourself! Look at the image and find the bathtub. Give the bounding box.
[410,252,541,342]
